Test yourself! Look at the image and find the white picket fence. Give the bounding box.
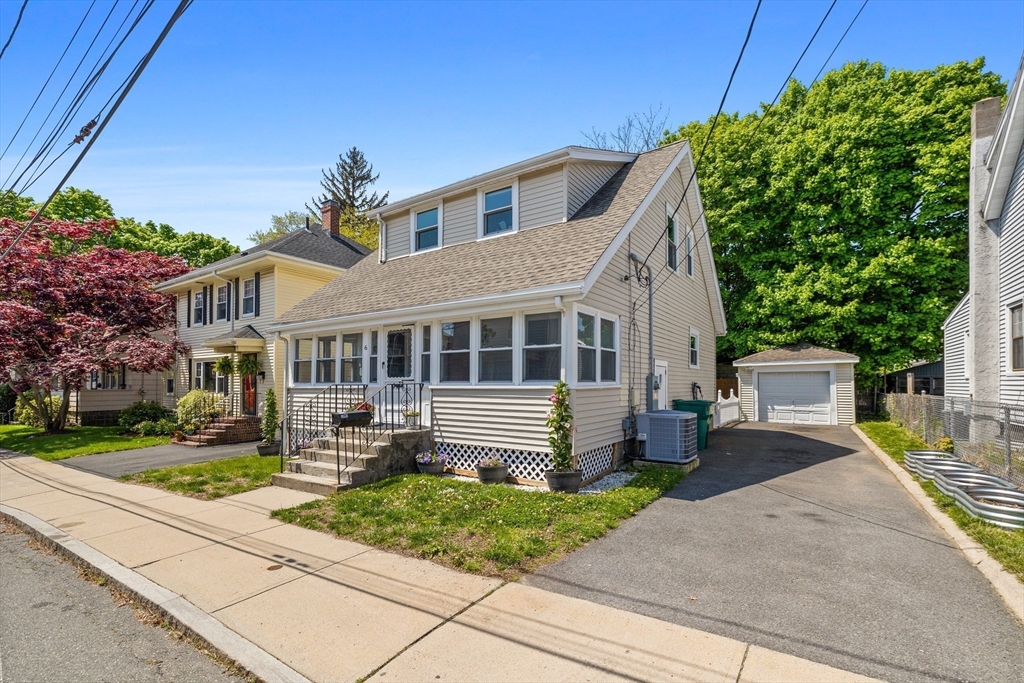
[714,389,740,427]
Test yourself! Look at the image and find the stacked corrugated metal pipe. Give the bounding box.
[903,451,1024,530]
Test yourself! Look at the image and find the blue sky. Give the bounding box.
[1,0,1022,247]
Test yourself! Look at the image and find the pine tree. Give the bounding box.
[307,146,389,216]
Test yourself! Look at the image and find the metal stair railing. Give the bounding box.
[286,384,368,456]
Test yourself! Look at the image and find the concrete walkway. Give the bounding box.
[0,456,876,683]
[525,423,1024,683]
[57,440,263,479]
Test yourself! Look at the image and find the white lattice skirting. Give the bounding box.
[437,441,619,486]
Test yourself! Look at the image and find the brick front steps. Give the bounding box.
[174,416,262,447]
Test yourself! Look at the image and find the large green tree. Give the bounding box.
[248,210,315,244]
[305,146,388,250]
[662,59,1005,379]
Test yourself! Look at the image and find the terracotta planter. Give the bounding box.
[417,461,444,475]
[476,464,509,484]
[545,470,583,494]
[256,441,280,456]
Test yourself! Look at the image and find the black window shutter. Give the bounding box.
[234,278,240,320]
[226,281,232,320]
[186,290,191,328]
[206,286,212,325]
[254,272,261,317]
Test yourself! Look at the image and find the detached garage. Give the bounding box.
[733,344,859,426]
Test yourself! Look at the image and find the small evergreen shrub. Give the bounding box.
[262,388,279,443]
[118,401,172,432]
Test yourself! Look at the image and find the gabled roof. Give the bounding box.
[274,143,685,327]
[732,343,860,366]
[157,225,371,290]
[984,53,1024,221]
[203,324,264,342]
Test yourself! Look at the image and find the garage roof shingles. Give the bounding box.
[733,344,860,365]
[276,142,683,326]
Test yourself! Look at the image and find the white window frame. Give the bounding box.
[1010,303,1024,373]
[315,335,337,385]
[685,227,694,277]
[599,316,618,383]
[666,201,679,274]
[215,284,228,322]
[439,319,472,384]
[689,327,699,369]
[241,277,255,317]
[165,369,175,396]
[193,290,205,326]
[410,204,442,253]
[478,315,514,384]
[477,179,519,240]
[292,338,313,385]
[340,332,363,384]
[522,310,563,385]
[570,304,619,388]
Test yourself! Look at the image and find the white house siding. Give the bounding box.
[579,159,718,447]
[944,297,971,400]
[998,143,1024,405]
[519,167,565,230]
[568,161,625,217]
[573,386,623,453]
[442,191,477,246]
[738,367,754,420]
[384,212,411,258]
[431,387,552,452]
[836,363,856,425]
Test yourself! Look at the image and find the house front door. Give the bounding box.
[385,328,413,381]
[242,353,257,416]
[655,360,669,411]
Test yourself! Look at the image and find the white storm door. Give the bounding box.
[384,327,414,381]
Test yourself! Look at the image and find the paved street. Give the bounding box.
[0,521,240,683]
[57,440,263,479]
[525,423,1024,683]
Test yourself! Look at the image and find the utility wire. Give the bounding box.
[634,0,870,312]
[635,0,762,272]
[0,0,28,61]
[1,0,193,262]
[0,1,95,162]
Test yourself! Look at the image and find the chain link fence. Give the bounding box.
[885,393,1024,488]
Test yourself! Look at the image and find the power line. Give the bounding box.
[0,1,95,162]
[634,0,870,313]
[1,0,193,262]
[0,0,28,61]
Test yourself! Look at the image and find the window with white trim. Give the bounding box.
[577,312,596,382]
[421,326,431,384]
[369,331,379,383]
[89,366,124,390]
[415,208,439,251]
[165,369,175,395]
[600,318,617,382]
[216,285,228,321]
[440,321,470,382]
[483,187,513,236]
[1012,304,1023,371]
[689,328,699,368]
[341,333,362,383]
[316,336,336,383]
[479,317,513,382]
[193,290,204,325]
[685,228,694,276]
[242,277,255,316]
[293,338,312,384]
[666,207,678,272]
[523,312,560,382]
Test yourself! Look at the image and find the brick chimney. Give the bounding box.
[321,199,340,237]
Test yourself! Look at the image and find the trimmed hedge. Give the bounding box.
[118,401,172,432]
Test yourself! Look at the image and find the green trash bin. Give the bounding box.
[672,399,715,450]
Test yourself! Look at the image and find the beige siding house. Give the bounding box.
[150,204,370,430]
[733,344,859,426]
[271,143,727,485]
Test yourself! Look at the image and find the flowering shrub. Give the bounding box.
[546,381,574,472]
[349,402,374,413]
[416,450,447,465]
[479,453,504,467]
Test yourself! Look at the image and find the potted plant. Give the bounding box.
[214,355,235,378]
[172,430,184,442]
[544,381,582,493]
[236,354,263,378]
[257,387,280,456]
[416,450,446,474]
[403,410,420,428]
[476,453,508,484]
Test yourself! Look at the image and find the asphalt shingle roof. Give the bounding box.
[733,344,860,365]
[275,142,683,326]
[203,324,264,342]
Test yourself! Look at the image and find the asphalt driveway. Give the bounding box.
[525,423,1023,683]
[56,440,262,478]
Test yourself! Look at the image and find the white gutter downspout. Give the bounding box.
[554,296,566,383]
[377,213,386,263]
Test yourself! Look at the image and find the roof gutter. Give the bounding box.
[154,251,344,292]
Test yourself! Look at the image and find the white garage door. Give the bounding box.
[758,371,832,424]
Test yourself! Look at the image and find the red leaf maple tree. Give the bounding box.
[0,216,190,432]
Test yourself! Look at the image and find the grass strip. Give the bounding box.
[858,420,1024,581]
[0,424,170,461]
[272,466,686,580]
[120,454,277,500]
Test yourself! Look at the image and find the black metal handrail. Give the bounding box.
[176,391,233,441]
[286,384,367,455]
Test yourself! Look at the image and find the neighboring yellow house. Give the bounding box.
[139,202,370,432]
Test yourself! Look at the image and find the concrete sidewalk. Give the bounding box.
[0,457,877,683]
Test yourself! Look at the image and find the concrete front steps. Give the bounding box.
[271,428,430,496]
[176,416,261,447]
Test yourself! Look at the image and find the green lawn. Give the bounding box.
[0,424,170,461]
[272,467,686,580]
[120,454,277,500]
[858,420,1024,581]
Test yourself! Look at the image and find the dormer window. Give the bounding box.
[415,208,439,251]
[484,187,513,235]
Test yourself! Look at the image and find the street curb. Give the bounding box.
[0,504,312,683]
[850,425,1024,625]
